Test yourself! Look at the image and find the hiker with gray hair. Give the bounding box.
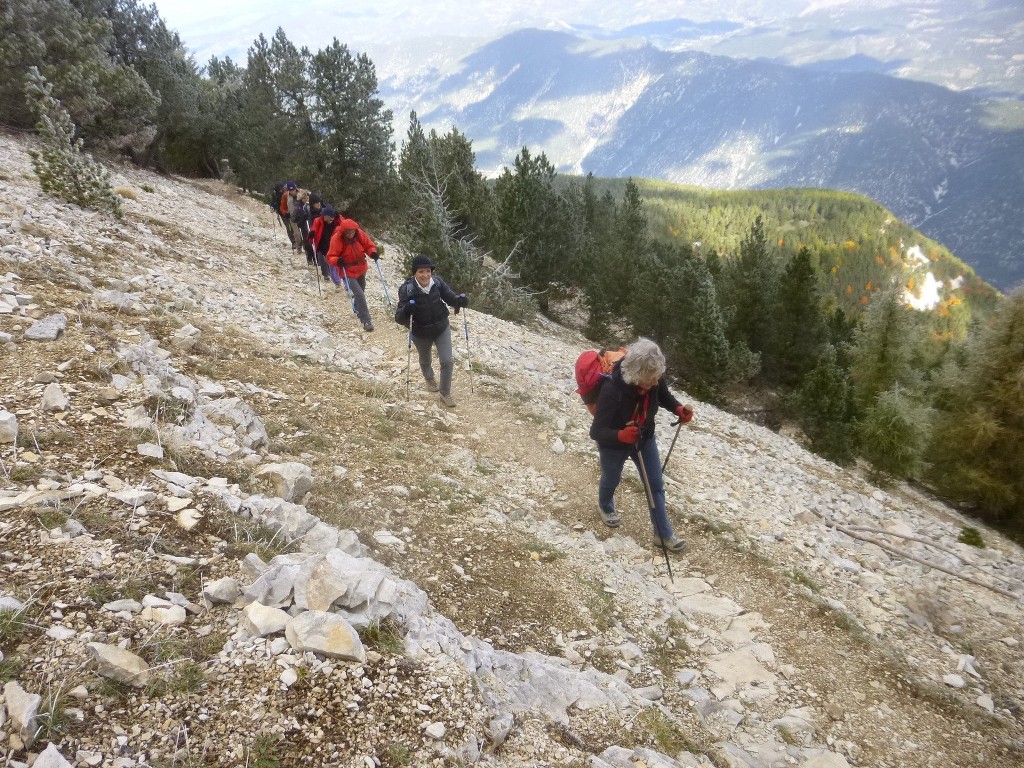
[589,337,694,552]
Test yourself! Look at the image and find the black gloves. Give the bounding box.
[404,298,416,316]
[369,251,380,261]
[458,293,468,307]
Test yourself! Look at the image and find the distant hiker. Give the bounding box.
[306,193,323,232]
[292,189,315,264]
[326,217,380,331]
[394,254,468,407]
[281,181,301,251]
[589,337,694,552]
[310,205,341,287]
[270,181,294,246]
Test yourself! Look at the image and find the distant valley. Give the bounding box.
[378,28,1024,291]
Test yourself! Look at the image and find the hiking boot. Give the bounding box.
[424,377,440,392]
[598,506,621,528]
[652,534,687,553]
[362,321,375,332]
[439,394,457,407]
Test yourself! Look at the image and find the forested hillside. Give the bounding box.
[1,1,1021,533]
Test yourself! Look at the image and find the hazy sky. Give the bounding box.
[149,0,824,61]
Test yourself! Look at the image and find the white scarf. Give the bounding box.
[415,277,434,294]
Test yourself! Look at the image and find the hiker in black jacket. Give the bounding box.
[394,254,468,408]
[589,337,694,552]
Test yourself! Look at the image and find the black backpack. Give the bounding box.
[269,181,284,209]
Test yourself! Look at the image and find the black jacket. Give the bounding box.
[395,276,459,339]
[589,361,682,448]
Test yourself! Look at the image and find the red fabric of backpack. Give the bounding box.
[575,347,626,414]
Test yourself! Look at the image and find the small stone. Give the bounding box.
[942,674,966,688]
[424,722,446,739]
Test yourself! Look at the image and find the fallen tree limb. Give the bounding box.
[826,520,1020,601]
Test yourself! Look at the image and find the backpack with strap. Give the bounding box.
[269,181,284,209]
[575,347,627,415]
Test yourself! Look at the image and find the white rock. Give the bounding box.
[285,610,365,662]
[3,680,41,743]
[40,382,69,412]
[30,743,74,768]
[254,462,314,502]
[176,509,203,530]
[86,642,150,686]
[137,442,164,458]
[551,437,566,454]
[942,674,966,688]
[976,694,995,713]
[0,409,17,443]
[424,722,446,739]
[241,602,291,637]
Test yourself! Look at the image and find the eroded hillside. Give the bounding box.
[1,133,1023,768]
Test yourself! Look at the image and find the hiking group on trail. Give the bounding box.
[268,181,695,559]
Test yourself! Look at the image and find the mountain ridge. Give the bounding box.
[380,27,1024,291]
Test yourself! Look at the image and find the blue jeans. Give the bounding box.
[598,437,673,539]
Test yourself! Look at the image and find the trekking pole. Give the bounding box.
[312,258,323,298]
[406,329,413,400]
[634,439,673,583]
[661,406,692,472]
[339,266,357,315]
[461,310,474,394]
[373,259,393,307]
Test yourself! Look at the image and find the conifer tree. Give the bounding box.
[927,289,1024,530]
[25,67,123,218]
[725,215,779,375]
[792,344,855,464]
[859,385,932,482]
[492,148,565,313]
[849,289,921,410]
[775,247,826,387]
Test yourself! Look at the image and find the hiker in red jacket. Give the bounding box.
[325,217,379,331]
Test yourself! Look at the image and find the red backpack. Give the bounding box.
[575,347,627,414]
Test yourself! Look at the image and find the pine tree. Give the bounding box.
[492,148,565,313]
[25,67,123,218]
[927,289,1024,530]
[859,385,931,483]
[309,38,395,217]
[792,344,856,464]
[775,247,826,387]
[849,289,921,411]
[725,215,779,374]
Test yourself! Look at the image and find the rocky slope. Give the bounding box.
[1,132,1023,768]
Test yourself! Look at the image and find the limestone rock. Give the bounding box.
[87,642,150,686]
[24,313,67,341]
[3,680,41,744]
[254,462,314,502]
[285,610,366,662]
[241,601,291,637]
[0,409,17,442]
[40,382,69,412]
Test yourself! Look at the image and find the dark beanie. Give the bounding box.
[412,254,434,272]
[323,205,336,218]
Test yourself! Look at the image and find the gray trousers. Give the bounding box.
[341,273,372,325]
[413,327,453,396]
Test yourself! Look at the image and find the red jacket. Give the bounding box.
[325,218,377,279]
[309,215,337,254]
